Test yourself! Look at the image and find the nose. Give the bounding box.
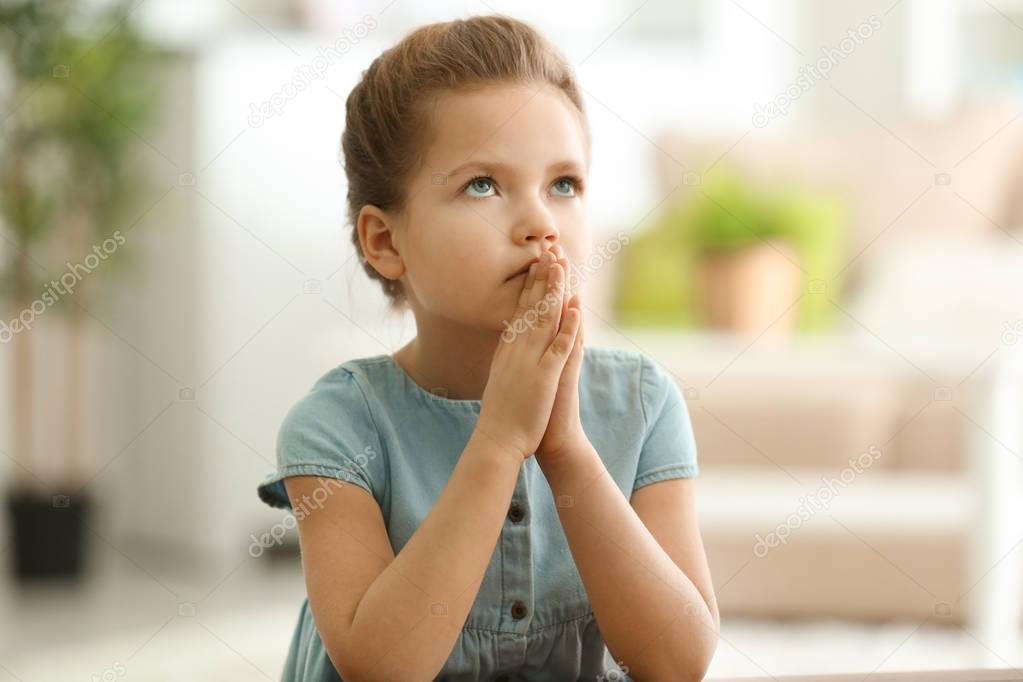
[512,203,559,249]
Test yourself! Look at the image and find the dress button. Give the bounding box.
[510,600,528,620]
[507,502,525,523]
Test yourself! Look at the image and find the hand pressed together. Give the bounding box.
[534,244,588,468]
[475,247,587,464]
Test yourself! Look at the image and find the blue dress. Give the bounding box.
[256,346,700,681]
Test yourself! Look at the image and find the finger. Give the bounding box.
[525,253,556,335]
[569,293,582,337]
[536,260,565,337]
[528,251,554,310]
[558,329,584,391]
[516,262,538,311]
[525,260,538,291]
[561,253,572,292]
[556,300,584,386]
[512,256,547,336]
[564,292,582,353]
[569,299,584,363]
[541,299,581,370]
[558,257,570,327]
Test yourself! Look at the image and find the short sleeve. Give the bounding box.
[256,368,386,510]
[632,354,699,493]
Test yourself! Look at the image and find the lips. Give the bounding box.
[506,257,541,281]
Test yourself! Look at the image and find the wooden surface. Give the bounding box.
[710,669,1023,682]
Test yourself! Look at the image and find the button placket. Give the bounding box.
[507,501,525,523]
[498,463,533,671]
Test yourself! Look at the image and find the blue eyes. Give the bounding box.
[466,177,495,197]
[551,178,576,196]
[462,175,581,199]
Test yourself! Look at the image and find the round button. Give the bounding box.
[507,502,525,523]
[510,600,528,620]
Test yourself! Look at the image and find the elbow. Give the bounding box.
[326,648,386,682]
[325,630,439,682]
[613,606,721,682]
[679,600,721,681]
[322,638,360,681]
[322,629,375,682]
[638,655,714,682]
[632,631,719,682]
[673,630,720,682]
[686,649,717,682]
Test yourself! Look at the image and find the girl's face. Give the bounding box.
[393,82,591,332]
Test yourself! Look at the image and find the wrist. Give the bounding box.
[539,438,604,495]
[471,417,532,463]
[537,426,588,461]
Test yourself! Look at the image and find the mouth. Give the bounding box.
[505,247,566,282]
[505,259,540,282]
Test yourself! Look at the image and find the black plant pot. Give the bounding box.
[6,489,90,581]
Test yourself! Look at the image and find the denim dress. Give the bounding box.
[256,345,700,681]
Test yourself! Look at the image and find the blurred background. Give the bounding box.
[1,0,1023,679]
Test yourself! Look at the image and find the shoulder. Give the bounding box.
[580,345,643,388]
[260,356,392,509]
[580,345,678,430]
[576,346,698,492]
[279,355,391,430]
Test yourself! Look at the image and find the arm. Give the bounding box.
[284,425,522,681]
[541,441,719,682]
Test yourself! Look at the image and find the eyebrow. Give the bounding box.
[445,158,585,178]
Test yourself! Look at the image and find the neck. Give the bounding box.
[392,315,500,401]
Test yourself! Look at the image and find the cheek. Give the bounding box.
[407,215,499,297]
[440,212,500,273]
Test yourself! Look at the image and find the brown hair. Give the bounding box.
[340,14,590,308]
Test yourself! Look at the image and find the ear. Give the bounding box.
[357,205,405,282]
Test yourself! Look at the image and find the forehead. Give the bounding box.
[421,82,588,175]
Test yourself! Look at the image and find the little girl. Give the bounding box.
[257,14,719,682]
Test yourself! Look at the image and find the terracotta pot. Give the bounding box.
[694,240,803,335]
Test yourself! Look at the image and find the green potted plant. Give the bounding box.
[614,164,845,333]
[0,0,164,580]
[688,167,808,334]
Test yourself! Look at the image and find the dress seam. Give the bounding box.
[341,366,389,478]
[638,354,651,432]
